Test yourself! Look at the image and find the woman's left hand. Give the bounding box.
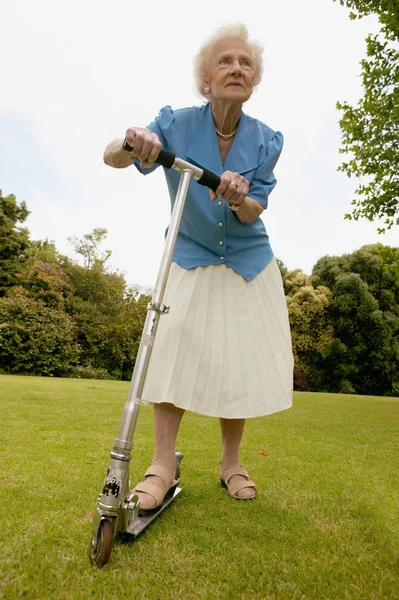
[209,171,249,206]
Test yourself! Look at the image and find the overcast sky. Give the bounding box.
[1,0,397,287]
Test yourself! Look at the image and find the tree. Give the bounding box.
[335,1,399,34]
[0,210,152,380]
[276,257,288,277]
[0,191,30,295]
[335,0,399,231]
[311,254,349,291]
[283,268,313,296]
[67,228,112,269]
[26,239,68,269]
[312,244,399,310]
[17,261,73,309]
[64,261,150,379]
[284,270,334,390]
[376,244,399,311]
[312,244,399,393]
[317,272,399,395]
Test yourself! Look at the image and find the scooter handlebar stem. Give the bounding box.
[154,150,221,192]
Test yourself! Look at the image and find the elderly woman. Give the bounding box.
[104,24,293,512]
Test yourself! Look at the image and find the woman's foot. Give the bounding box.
[131,464,178,516]
[220,463,256,500]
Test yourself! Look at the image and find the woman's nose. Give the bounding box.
[229,59,242,75]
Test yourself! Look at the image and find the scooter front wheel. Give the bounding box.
[90,519,114,568]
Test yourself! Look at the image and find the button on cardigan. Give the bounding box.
[135,103,283,281]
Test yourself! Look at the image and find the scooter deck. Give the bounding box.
[125,487,182,539]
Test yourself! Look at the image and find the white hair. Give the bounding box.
[193,24,264,101]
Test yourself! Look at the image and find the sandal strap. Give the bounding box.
[133,465,177,508]
[144,464,175,487]
[221,465,249,484]
[134,480,165,506]
[227,477,256,497]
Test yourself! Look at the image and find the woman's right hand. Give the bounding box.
[125,127,162,168]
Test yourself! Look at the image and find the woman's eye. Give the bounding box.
[220,58,230,64]
[241,59,251,67]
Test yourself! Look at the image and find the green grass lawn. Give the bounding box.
[0,375,398,600]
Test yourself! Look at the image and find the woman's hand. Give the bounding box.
[124,127,162,168]
[209,171,249,206]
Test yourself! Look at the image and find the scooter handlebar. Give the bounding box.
[197,167,221,193]
[154,149,176,170]
[154,149,221,193]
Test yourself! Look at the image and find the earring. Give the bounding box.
[204,87,210,94]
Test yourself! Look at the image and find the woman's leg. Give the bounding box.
[152,402,185,474]
[134,402,184,510]
[219,418,256,499]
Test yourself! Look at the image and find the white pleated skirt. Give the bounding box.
[141,259,294,419]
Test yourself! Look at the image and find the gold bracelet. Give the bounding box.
[229,201,242,212]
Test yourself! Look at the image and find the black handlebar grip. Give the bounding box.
[154,149,176,169]
[197,168,221,192]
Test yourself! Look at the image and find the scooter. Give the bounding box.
[90,149,221,567]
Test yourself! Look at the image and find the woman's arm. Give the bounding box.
[210,171,263,224]
[234,196,264,224]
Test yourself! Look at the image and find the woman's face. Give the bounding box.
[206,38,255,104]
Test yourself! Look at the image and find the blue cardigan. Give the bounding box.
[136,103,283,281]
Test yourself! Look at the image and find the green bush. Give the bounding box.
[68,365,112,380]
[338,379,356,394]
[0,292,79,376]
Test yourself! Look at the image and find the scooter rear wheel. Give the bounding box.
[90,519,114,568]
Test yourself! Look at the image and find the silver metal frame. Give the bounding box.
[91,160,205,553]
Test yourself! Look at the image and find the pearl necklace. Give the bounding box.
[215,127,238,140]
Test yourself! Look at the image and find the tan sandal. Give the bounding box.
[220,465,257,500]
[132,465,178,516]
